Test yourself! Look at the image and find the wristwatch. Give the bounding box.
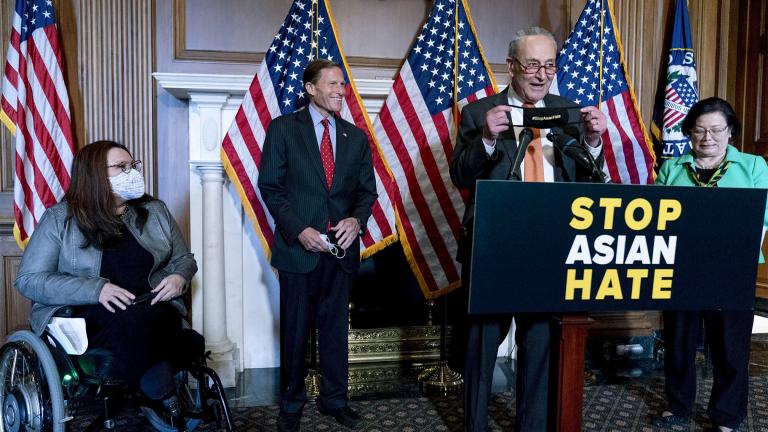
[355,217,364,235]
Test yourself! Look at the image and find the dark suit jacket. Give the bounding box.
[449,88,601,263]
[258,107,377,274]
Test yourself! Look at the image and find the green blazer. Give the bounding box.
[656,144,768,263]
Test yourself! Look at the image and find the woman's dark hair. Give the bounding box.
[65,140,150,248]
[681,96,741,138]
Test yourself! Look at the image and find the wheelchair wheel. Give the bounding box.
[1,330,66,432]
[140,371,202,432]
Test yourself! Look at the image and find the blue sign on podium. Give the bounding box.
[468,181,767,314]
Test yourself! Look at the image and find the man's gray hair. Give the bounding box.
[507,27,557,58]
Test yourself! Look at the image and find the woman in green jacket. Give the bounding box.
[654,97,768,432]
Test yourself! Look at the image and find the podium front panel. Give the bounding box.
[468,182,766,314]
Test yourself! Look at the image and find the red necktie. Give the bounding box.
[320,118,335,189]
[522,102,544,182]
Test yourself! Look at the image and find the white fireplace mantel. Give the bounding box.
[154,72,394,114]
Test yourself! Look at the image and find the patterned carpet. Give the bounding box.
[71,375,768,431]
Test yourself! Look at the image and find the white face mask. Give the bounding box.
[109,169,145,201]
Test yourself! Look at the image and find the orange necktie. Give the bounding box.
[522,102,544,182]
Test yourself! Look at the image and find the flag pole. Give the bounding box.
[598,0,605,106]
[311,0,319,59]
[418,296,464,394]
[451,0,460,124]
[419,0,465,394]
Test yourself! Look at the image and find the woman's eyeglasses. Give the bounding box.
[107,160,142,173]
[690,126,729,140]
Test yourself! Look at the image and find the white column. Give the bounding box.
[187,91,237,387]
[194,162,236,386]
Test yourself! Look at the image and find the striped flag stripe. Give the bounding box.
[25,52,72,187]
[233,106,264,169]
[392,76,463,240]
[622,94,656,183]
[617,91,654,183]
[385,87,463,245]
[379,103,458,289]
[16,64,52,221]
[3,0,75,248]
[13,155,32,238]
[431,110,465,222]
[605,98,639,183]
[221,139,275,247]
[24,99,65,205]
[372,0,496,297]
[601,117,623,182]
[603,108,637,183]
[36,29,71,112]
[376,103,457,288]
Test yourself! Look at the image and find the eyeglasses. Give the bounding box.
[690,126,729,140]
[107,160,142,173]
[511,58,558,75]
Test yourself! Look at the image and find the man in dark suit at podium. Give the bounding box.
[259,59,377,432]
[449,27,608,432]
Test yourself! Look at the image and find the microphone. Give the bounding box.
[547,127,607,183]
[510,128,533,181]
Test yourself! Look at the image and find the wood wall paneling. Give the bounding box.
[77,0,156,193]
[0,234,25,337]
[744,0,768,298]
[55,0,84,150]
[173,0,569,76]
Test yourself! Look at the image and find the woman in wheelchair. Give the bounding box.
[7,140,232,431]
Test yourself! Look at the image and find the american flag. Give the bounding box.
[663,77,698,126]
[554,0,655,184]
[373,0,496,298]
[220,0,398,257]
[651,0,698,159]
[0,0,75,249]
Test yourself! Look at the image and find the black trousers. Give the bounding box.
[458,263,551,432]
[279,254,353,414]
[663,309,753,428]
[75,302,204,397]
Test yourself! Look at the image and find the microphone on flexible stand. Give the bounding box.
[510,127,533,181]
[547,127,608,183]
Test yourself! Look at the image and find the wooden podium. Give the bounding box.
[551,314,592,432]
[468,181,766,431]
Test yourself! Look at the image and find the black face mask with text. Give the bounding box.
[503,105,584,129]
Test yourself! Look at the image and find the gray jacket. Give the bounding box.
[14,200,198,335]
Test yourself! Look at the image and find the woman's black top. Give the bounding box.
[100,223,154,296]
[696,167,717,184]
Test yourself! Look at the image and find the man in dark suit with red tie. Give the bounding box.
[258,59,377,432]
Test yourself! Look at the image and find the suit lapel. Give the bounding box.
[296,108,329,189]
[331,118,352,191]
[492,88,517,168]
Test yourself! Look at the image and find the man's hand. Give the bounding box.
[580,106,607,147]
[482,105,515,141]
[298,227,329,253]
[150,274,186,305]
[99,282,135,313]
[330,217,360,250]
